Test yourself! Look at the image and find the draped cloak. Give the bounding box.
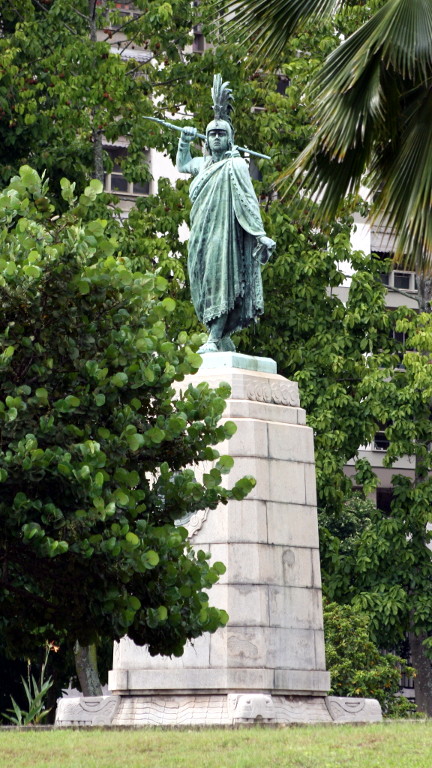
[188,154,267,335]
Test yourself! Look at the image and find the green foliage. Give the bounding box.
[324,602,417,718]
[0,167,254,659]
[1,642,55,725]
[2,674,52,726]
[319,314,432,655]
[238,215,400,512]
[0,0,199,191]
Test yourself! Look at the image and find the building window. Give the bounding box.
[193,26,205,52]
[276,75,289,95]
[374,252,416,292]
[394,272,411,290]
[374,431,390,451]
[104,146,150,196]
[376,487,393,514]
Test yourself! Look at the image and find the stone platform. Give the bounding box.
[55,355,382,726]
[55,692,381,726]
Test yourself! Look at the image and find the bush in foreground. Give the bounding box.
[0,167,254,665]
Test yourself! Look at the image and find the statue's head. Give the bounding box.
[205,118,234,155]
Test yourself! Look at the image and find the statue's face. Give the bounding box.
[207,128,229,155]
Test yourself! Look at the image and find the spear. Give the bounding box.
[143,116,271,161]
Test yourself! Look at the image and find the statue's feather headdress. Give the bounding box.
[211,74,234,127]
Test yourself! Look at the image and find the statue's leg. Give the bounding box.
[208,314,227,343]
[218,336,236,352]
[208,315,236,351]
[198,314,227,353]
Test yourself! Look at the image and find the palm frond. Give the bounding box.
[283,0,432,267]
[214,0,346,63]
[371,85,432,268]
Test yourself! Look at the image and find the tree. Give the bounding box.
[0,0,198,193]
[0,166,254,692]
[319,310,432,714]
[220,0,432,276]
[324,601,416,717]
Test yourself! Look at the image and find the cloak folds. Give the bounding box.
[188,154,267,335]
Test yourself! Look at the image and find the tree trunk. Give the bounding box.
[415,261,432,313]
[409,632,432,715]
[92,124,105,183]
[88,0,104,183]
[74,641,102,697]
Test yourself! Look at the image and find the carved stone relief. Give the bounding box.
[55,695,120,726]
[246,381,300,407]
[228,693,275,722]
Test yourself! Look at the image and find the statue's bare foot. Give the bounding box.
[218,336,236,352]
[198,341,219,353]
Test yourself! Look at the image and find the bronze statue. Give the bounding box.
[176,75,275,353]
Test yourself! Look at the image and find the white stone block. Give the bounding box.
[108,669,127,692]
[218,418,269,458]
[210,626,318,671]
[273,693,331,720]
[326,696,382,723]
[269,460,307,504]
[207,543,275,587]
[274,670,330,694]
[112,634,211,671]
[208,542,316,589]
[210,626,266,668]
[305,463,318,506]
[269,586,323,630]
[55,695,119,726]
[211,583,269,626]
[266,502,319,548]
[224,399,303,425]
[297,409,306,425]
[281,546,315,588]
[312,548,323,588]
[192,500,268,546]
[268,627,318,670]
[222,668,274,690]
[227,499,269,544]
[267,422,315,464]
[225,456,270,500]
[124,667,275,693]
[314,630,327,667]
[179,369,299,407]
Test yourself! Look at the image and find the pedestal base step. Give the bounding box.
[55,693,381,726]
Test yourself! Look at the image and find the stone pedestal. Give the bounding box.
[55,354,382,726]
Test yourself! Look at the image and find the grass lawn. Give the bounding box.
[0,722,431,768]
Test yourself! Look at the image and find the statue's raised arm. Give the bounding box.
[176,74,276,354]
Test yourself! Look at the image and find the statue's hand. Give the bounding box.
[257,236,276,264]
[180,126,197,143]
[258,236,276,250]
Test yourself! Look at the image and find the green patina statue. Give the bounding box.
[176,75,276,353]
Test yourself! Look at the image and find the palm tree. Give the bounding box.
[220,0,432,303]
